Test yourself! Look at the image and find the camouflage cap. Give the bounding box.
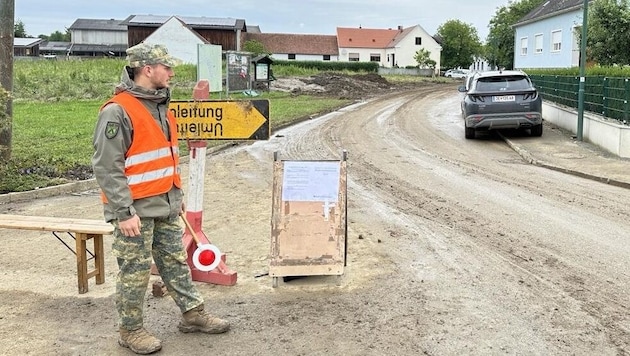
[126,43,182,68]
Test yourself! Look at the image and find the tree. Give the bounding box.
[486,0,546,69]
[47,29,71,42]
[13,18,25,37]
[414,48,436,69]
[436,19,482,70]
[242,40,268,57]
[587,0,630,65]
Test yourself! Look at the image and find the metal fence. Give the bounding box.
[529,75,630,124]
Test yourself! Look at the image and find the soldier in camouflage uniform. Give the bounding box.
[92,43,230,355]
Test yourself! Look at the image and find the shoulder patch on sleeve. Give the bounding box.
[105,121,120,139]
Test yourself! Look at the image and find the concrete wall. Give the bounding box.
[339,47,386,65]
[543,101,630,158]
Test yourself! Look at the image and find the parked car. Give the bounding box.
[458,70,543,139]
[463,71,481,91]
[444,69,468,79]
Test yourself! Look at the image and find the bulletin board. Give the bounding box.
[269,152,348,287]
[225,51,251,94]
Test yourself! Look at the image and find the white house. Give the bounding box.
[336,25,442,71]
[142,16,209,64]
[513,0,593,69]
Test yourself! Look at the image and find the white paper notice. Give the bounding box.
[282,161,341,202]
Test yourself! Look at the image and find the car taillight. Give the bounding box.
[469,95,485,103]
[523,92,538,100]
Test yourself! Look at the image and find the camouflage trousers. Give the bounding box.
[112,216,204,330]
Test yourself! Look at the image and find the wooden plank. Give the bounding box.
[0,214,113,235]
[0,214,112,227]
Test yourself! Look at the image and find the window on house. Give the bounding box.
[288,54,296,60]
[415,37,422,45]
[551,30,562,52]
[370,53,381,62]
[323,55,331,61]
[349,53,360,62]
[521,37,528,56]
[535,34,543,54]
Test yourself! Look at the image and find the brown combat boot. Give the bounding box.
[118,327,162,354]
[178,305,230,334]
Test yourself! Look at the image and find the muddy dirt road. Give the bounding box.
[1,86,629,355]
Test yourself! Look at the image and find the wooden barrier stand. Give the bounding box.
[0,214,113,294]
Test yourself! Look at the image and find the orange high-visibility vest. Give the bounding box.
[100,91,181,202]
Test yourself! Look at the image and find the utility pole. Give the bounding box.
[577,0,589,141]
[0,0,14,160]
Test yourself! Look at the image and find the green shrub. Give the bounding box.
[524,66,630,78]
[272,60,378,73]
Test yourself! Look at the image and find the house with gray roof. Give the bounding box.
[513,0,593,69]
[67,18,128,56]
[13,38,43,57]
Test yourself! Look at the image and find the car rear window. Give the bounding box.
[475,75,531,92]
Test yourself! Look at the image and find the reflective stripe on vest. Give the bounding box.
[100,92,182,202]
[126,147,172,167]
[127,166,175,185]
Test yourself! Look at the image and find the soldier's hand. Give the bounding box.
[119,214,141,237]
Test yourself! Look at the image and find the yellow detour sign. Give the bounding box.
[169,99,270,140]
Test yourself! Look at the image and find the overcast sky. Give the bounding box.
[15,0,508,42]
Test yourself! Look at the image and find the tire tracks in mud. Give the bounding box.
[280,85,630,353]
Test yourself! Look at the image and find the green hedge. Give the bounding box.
[272,60,379,73]
[524,66,630,77]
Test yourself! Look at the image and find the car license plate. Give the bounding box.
[493,95,515,102]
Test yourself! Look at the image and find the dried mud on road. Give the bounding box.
[1,80,629,355]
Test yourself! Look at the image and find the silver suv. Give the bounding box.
[458,70,542,139]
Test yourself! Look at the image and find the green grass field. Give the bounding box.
[1,59,355,193]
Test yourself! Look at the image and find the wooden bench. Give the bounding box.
[0,214,113,294]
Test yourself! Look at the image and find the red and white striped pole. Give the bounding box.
[181,80,237,286]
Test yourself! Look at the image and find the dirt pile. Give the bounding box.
[271,72,400,100]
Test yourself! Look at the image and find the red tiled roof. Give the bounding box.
[243,33,339,55]
[336,27,404,48]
